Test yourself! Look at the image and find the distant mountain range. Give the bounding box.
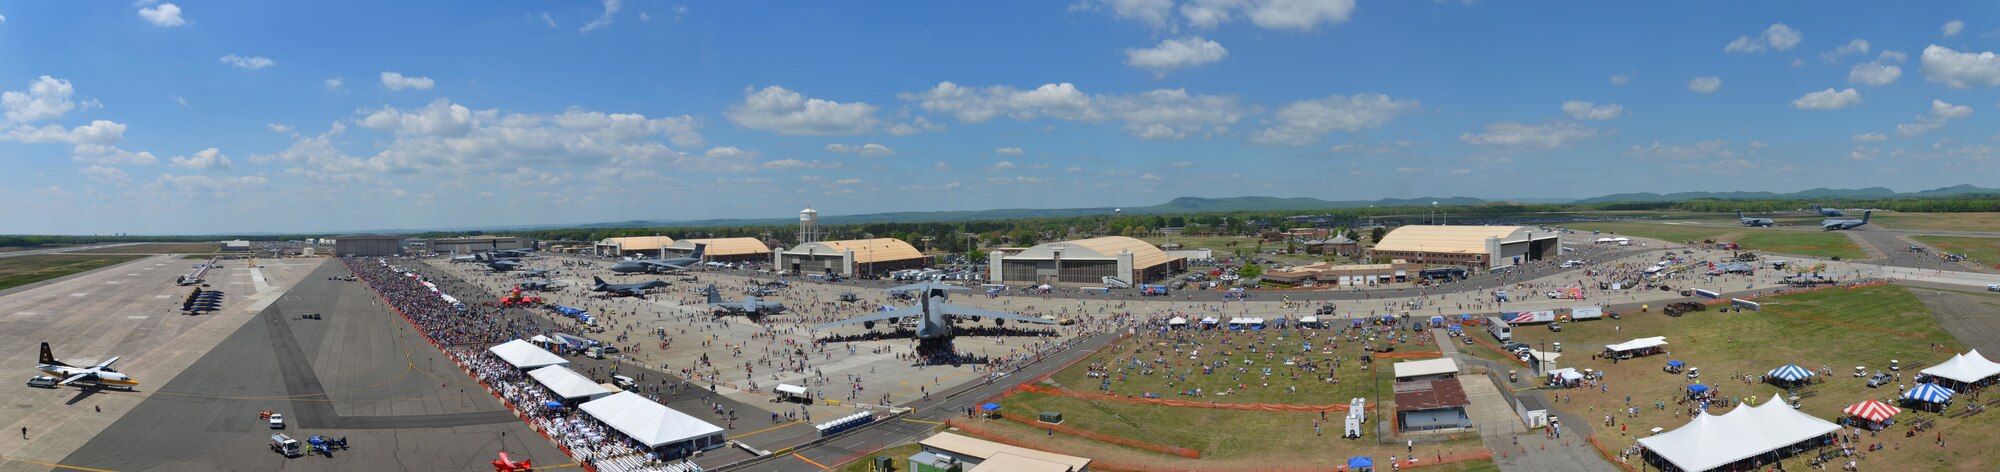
[335,184,2000,235]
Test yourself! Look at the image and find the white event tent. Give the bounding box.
[1604,337,1668,353]
[579,391,726,451]
[1919,350,2000,387]
[488,339,569,370]
[526,365,614,401]
[1638,393,1838,471]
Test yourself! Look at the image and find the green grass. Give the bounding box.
[832,444,922,472]
[1867,212,2000,232]
[64,243,223,254]
[1913,235,2000,268]
[1046,329,1437,405]
[1733,231,1866,259]
[0,254,146,291]
[1503,284,2000,471]
[1565,222,1739,244]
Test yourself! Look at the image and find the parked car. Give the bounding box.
[1866,372,1894,388]
[1548,323,1563,332]
[268,413,286,429]
[26,375,58,388]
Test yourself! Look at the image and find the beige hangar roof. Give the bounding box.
[1372,226,1531,254]
[599,236,676,252]
[788,238,925,264]
[1012,236,1180,270]
[668,237,771,256]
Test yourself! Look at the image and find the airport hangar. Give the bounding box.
[775,238,928,277]
[422,235,535,254]
[594,235,677,257]
[665,237,772,264]
[1368,225,1560,269]
[333,234,405,256]
[989,235,1186,285]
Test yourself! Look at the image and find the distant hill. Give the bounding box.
[1570,185,1994,204]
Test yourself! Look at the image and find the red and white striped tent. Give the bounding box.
[1842,400,1901,423]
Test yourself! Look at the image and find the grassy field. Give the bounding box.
[832,443,922,472]
[1045,327,1440,405]
[990,389,1489,468]
[1867,212,2000,232]
[1503,284,2000,471]
[1566,222,1741,244]
[1733,231,1866,259]
[0,254,146,291]
[1913,235,2000,268]
[64,242,222,254]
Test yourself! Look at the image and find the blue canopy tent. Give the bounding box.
[1685,384,1711,398]
[544,401,563,409]
[1348,457,1373,468]
[1667,361,1685,367]
[1903,383,1954,404]
[1428,315,1445,327]
[1767,364,1815,386]
[980,402,1002,411]
[1446,325,1464,332]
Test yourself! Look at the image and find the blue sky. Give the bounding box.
[2,1,1997,234]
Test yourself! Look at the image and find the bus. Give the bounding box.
[1486,316,1512,341]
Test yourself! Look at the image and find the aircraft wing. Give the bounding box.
[938,303,1056,325]
[91,357,120,370]
[885,282,969,294]
[58,372,93,386]
[812,306,924,331]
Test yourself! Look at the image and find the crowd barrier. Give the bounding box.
[1586,434,1640,472]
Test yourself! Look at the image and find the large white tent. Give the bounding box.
[1638,393,1838,471]
[1604,336,1668,353]
[527,365,614,400]
[1393,358,1460,380]
[1919,350,2000,385]
[488,339,569,370]
[579,391,726,451]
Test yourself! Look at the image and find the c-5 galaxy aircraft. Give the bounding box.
[811,282,1054,352]
[704,283,787,318]
[590,276,667,297]
[1812,205,1846,217]
[609,244,706,274]
[1822,210,1871,231]
[1737,211,1774,227]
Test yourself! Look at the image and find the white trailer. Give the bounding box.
[1569,306,1604,321]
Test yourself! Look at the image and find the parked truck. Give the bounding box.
[271,434,303,457]
[1503,310,1557,325]
[1568,306,1604,321]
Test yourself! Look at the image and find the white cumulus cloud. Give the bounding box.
[825,143,895,157]
[168,147,232,170]
[901,82,1249,140]
[1725,23,1802,54]
[1178,0,1356,31]
[581,0,621,32]
[1125,36,1228,77]
[1791,88,1862,110]
[1560,101,1625,120]
[995,147,1023,156]
[1920,45,2000,88]
[1895,99,1974,138]
[379,71,435,91]
[885,116,946,136]
[1852,132,1888,142]
[1819,39,1870,63]
[2,76,79,124]
[1688,76,1723,93]
[1460,121,1599,150]
[1944,20,1964,37]
[81,164,130,186]
[1848,62,1902,86]
[138,3,185,27]
[219,55,274,70]
[325,78,343,89]
[1250,93,1419,145]
[1609,71,1635,86]
[727,85,879,135]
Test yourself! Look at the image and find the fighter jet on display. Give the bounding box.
[590,276,667,297]
[1812,205,1846,217]
[609,244,707,274]
[518,268,552,278]
[1737,211,1774,227]
[37,342,138,390]
[811,282,1053,349]
[517,280,564,292]
[484,259,522,272]
[449,252,478,263]
[1822,210,1871,231]
[704,283,787,318]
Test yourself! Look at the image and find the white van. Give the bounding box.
[1989,284,1999,292]
[26,375,58,388]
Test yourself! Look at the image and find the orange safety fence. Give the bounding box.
[1587,434,1640,472]
[1014,383,1367,412]
[992,410,1201,458]
[1088,450,1492,471]
[1370,351,1444,359]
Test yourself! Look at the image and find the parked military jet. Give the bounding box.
[517,280,565,292]
[37,342,138,390]
[704,283,787,318]
[609,244,706,274]
[1737,211,1774,227]
[1822,210,1871,231]
[590,276,667,297]
[518,268,552,278]
[1812,205,1846,217]
[811,282,1052,346]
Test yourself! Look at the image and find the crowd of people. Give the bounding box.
[449,348,704,472]
[345,258,543,346]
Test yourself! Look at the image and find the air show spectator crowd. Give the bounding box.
[448,348,704,472]
[344,258,544,346]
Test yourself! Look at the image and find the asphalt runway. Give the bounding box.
[58,260,571,471]
[1908,287,2000,354]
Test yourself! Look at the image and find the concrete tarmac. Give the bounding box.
[51,260,571,471]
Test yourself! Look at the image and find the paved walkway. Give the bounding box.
[1444,329,1613,472]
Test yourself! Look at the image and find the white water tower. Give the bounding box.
[799,207,823,243]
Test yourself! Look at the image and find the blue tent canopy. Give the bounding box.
[544,401,563,408]
[980,402,1002,411]
[1667,360,1685,367]
[1348,457,1374,468]
[1686,384,1711,393]
[1381,315,1396,321]
[1768,364,1815,382]
[1447,325,1464,331]
[1429,316,1445,322]
[1460,314,1474,320]
[1904,383,1954,403]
